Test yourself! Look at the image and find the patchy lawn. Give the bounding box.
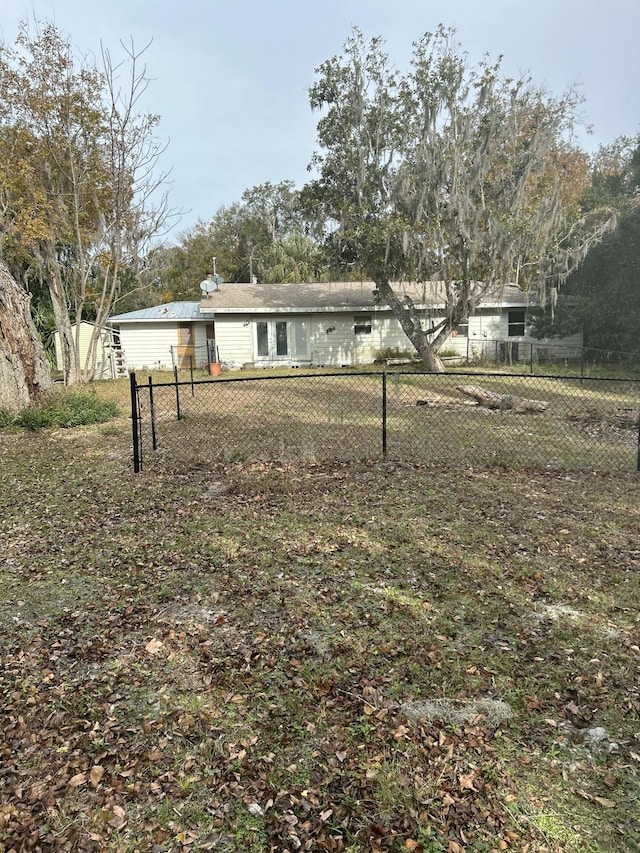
[1,415,639,852]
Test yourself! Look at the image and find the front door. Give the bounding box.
[254,318,309,363]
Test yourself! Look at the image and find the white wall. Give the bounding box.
[307,311,408,365]
[117,323,179,370]
[215,317,254,366]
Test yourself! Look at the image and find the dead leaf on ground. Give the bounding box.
[594,796,616,809]
[89,765,105,787]
[144,638,163,655]
[107,804,127,828]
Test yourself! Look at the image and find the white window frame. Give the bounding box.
[354,314,372,335]
[253,318,311,362]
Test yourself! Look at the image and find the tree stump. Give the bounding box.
[457,384,549,413]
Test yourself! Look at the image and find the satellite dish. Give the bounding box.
[214,275,224,285]
[200,280,217,294]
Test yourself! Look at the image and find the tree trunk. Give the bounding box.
[457,384,549,413]
[376,279,446,372]
[41,241,81,385]
[0,261,53,411]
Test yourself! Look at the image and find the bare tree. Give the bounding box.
[0,21,174,384]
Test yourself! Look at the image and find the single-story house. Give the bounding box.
[53,321,126,379]
[107,281,583,371]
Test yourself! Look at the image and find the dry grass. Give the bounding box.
[1,377,639,851]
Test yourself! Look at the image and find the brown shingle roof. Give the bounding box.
[199,281,530,314]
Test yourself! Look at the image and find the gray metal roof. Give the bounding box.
[109,302,204,323]
[199,281,531,314]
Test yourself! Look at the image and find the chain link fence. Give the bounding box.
[167,339,640,378]
[130,370,640,473]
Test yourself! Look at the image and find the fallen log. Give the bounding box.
[457,384,549,414]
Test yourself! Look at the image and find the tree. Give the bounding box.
[223,181,319,283]
[0,260,52,410]
[562,136,640,354]
[568,206,640,354]
[304,27,614,371]
[0,21,173,384]
[260,231,328,283]
[153,181,328,298]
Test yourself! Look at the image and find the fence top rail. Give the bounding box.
[132,369,640,391]
[135,370,381,390]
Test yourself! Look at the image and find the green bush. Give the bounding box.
[15,390,120,430]
[0,406,15,427]
[373,346,415,363]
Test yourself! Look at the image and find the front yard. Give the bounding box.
[0,396,639,851]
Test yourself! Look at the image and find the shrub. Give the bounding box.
[0,406,15,427]
[373,346,415,363]
[15,389,120,430]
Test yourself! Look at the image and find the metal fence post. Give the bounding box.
[382,371,387,459]
[190,355,195,395]
[130,371,141,473]
[148,376,157,451]
[637,409,640,472]
[174,365,181,420]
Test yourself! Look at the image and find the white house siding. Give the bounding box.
[214,317,254,366]
[304,311,406,365]
[193,303,584,370]
[116,323,178,370]
[214,310,513,368]
[309,313,370,365]
[54,322,116,379]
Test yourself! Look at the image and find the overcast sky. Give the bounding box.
[2,0,639,242]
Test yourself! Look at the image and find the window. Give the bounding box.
[292,320,308,357]
[508,310,526,337]
[256,321,269,357]
[452,323,468,338]
[275,321,288,356]
[354,314,372,334]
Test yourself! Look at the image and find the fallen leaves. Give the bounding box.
[458,770,477,791]
[68,771,88,788]
[107,804,127,829]
[144,637,163,655]
[1,445,638,853]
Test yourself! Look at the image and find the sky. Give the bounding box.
[2,0,639,244]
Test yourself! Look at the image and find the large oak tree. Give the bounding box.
[304,27,614,371]
[0,260,52,410]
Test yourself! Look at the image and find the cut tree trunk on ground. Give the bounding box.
[457,384,549,413]
[0,262,53,411]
